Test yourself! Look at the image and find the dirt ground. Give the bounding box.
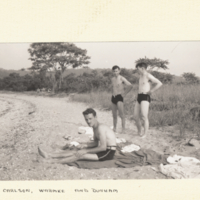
[0,92,199,180]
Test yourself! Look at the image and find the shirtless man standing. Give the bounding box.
[134,62,162,138]
[38,108,117,164]
[111,65,133,134]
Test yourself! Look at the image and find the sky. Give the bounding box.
[0,42,200,76]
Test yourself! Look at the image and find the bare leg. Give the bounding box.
[140,101,150,138]
[111,103,118,132]
[117,101,125,133]
[38,147,75,159]
[45,153,99,164]
[133,102,142,135]
[60,143,70,150]
[54,143,70,150]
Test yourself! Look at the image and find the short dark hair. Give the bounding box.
[136,62,147,69]
[112,65,120,71]
[82,108,96,117]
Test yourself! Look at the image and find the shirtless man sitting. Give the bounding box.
[133,62,163,138]
[111,65,133,134]
[38,108,117,164]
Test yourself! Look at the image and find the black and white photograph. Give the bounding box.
[1,42,200,180]
[1,0,200,199]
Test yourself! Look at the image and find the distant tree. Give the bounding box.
[3,73,26,91]
[120,68,131,77]
[132,69,137,74]
[102,70,113,79]
[22,74,32,88]
[182,72,200,84]
[24,73,49,91]
[21,68,25,71]
[150,71,174,84]
[28,43,90,92]
[0,79,4,90]
[135,57,169,70]
[120,68,139,84]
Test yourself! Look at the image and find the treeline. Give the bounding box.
[0,72,51,91]
[1,68,199,93]
[63,69,175,93]
[0,68,177,92]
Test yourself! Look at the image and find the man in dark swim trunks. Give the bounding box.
[133,62,162,138]
[137,93,151,104]
[38,108,117,164]
[111,65,133,134]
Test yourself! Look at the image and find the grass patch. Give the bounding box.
[70,84,200,137]
[71,91,112,110]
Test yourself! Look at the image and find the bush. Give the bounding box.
[182,72,200,84]
[150,71,174,84]
[0,72,50,92]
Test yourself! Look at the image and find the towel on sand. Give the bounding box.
[65,147,168,169]
[159,155,200,179]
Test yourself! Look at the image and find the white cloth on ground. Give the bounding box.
[160,155,200,179]
[116,138,126,143]
[78,126,94,136]
[167,155,200,164]
[70,141,80,146]
[121,144,140,152]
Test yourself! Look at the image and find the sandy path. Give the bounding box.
[0,92,185,180]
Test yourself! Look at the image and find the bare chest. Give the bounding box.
[112,77,124,88]
[139,76,150,86]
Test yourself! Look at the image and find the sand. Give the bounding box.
[0,92,197,180]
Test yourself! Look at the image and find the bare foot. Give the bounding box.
[139,132,147,138]
[38,157,48,163]
[44,158,62,164]
[39,157,54,164]
[113,128,119,135]
[38,147,49,159]
[121,129,126,134]
[138,132,142,136]
[60,143,70,150]
[43,159,55,164]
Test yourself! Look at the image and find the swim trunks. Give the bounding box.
[137,93,151,104]
[96,148,116,161]
[111,94,123,105]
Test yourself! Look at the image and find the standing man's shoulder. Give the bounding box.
[120,75,132,85]
[147,73,162,84]
[146,72,153,79]
[120,75,125,80]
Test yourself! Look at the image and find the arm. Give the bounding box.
[78,140,98,149]
[76,126,107,156]
[122,77,133,96]
[110,78,114,93]
[147,74,163,95]
[86,126,107,153]
[61,137,98,150]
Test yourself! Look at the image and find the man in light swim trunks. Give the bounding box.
[133,62,163,138]
[38,108,117,164]
[111,65,133,134]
